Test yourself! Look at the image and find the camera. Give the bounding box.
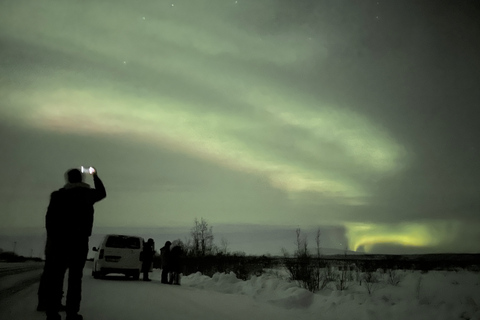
[81,166,95,174]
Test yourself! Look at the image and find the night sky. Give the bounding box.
[1,0,480,255]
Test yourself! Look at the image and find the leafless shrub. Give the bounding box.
[283,228,333,292]
[354,267,363,285]
[363,271,379,295]
[302,260,322,292]
[336,263,351,290]
[321,264,336,289]
[386,268,403,286]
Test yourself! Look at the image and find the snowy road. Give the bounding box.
[3,264,478,320]
[0,262,43,300]
[0,265,315,320]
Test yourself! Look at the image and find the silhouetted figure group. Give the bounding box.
[160,241,183,285]
[40,168,106,320]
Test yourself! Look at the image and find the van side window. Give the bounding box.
[125,237,140,249]
[105,236,140,249]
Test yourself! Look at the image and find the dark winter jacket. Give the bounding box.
[46,175,106,240]
[142,241,155,263]
[160,244,171,268]
[170,246,183,272]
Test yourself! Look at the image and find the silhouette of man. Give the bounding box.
[44,167,106,320]
[169,244,183,285]
[160,241,171,284]
[142,238,155,281]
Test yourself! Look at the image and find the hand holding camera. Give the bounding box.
[81,166,97,176]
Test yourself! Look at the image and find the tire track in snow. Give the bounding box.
[0,265,43,301]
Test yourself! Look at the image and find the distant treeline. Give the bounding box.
[0,251,43,263]
[283,253,480,272]
[151,253,480,280]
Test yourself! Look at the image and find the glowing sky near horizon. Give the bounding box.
[1,0,480,254]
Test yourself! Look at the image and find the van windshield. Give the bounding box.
[105,236,141,249]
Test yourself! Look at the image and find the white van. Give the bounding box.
[92,234,144,280]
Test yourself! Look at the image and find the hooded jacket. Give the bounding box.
[46,175,106,240]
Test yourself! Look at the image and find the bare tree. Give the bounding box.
[315,228,321,258]
[295,228,308,256]
[190,217,214,257]
[220,237,229,255]
[295,228,301,252]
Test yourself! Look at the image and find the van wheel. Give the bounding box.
[92,271,100,279]
[133,271,140,280]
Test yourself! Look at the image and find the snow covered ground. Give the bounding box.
[0,264,479,320]
[181,268,480,320]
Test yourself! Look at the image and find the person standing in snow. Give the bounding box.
[169,244,183,285]
[142,238,155,281]
[160,241,172,284]
[43,167,106,320]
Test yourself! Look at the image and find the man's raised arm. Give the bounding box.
[92,168,106,202]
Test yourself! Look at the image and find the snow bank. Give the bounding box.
[179,268,480,320]
[182,271,314,309]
